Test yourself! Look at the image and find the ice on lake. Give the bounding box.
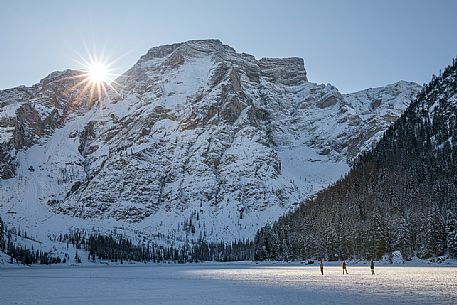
[1,263,456,304]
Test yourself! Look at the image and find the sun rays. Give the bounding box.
[63,46,124,109]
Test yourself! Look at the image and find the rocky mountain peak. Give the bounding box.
[258,57,307,84]
[141,39,230,59]
[123,39,307,89]
[37,69,82,86]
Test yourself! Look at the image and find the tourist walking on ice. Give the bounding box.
[342,260,348,274]
[320,258,324,275]
[370,259,375,275]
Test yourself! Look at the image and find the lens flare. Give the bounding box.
[65,47,123,108]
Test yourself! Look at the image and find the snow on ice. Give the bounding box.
[0,263,456,305]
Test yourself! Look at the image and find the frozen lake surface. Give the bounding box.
[1,263,456,304]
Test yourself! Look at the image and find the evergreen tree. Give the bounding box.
[445,209,457,257]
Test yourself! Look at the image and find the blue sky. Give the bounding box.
[1,0,456,92]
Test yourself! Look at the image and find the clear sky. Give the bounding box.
[1,0,456,93]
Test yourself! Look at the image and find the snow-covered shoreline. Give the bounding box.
[2,257,457,269]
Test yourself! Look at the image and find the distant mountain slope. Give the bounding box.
[0,40,420,247]
[254,59,457,260]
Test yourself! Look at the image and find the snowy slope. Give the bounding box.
[0,40,420,250]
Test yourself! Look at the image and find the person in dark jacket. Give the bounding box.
[342,260,348,274]
[320,258,324,275]
[370,259,375,275]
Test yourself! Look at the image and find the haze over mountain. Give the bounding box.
[0,40,420,253]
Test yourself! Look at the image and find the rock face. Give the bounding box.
[0,40,420,242]
[0,70,94,178]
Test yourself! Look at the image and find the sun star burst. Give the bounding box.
[66,48,123,108]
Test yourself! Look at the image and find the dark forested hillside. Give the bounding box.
[255,59,457,261]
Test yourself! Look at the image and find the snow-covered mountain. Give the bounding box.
[0,40,420,246]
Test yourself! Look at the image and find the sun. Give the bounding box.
[87,62,109,84]
[78,58,116,104]
[66,49,122,107]
[82,57,114,85]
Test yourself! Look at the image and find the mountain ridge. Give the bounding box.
[0,40,420,248]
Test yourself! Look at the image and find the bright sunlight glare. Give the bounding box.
[87,62,109,84]
[68,47,123,107]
